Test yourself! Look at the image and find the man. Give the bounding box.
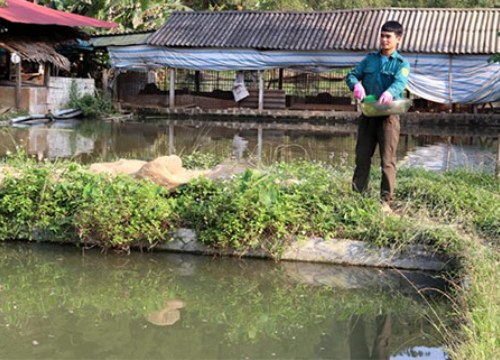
[345,21,410,207]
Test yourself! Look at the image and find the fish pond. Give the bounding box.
[0,117,494,359]
[0,242,451,359]
[0,117,498,173]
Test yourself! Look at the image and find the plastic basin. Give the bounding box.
[361,99,412,117]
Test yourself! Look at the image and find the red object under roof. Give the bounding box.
[0,0,116,28]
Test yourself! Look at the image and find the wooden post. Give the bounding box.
[43,63,50,87]
[101,69,108,92]
[278,68,283,90]
[169,68,175,108]
[15,62,21,110]
[258,70,264,112]
[194,70,201,93]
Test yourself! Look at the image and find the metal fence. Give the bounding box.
[157,68,352,98]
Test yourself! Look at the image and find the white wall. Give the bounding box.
[46,77,95,111]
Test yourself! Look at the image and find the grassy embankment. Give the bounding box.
[0,155,498,357]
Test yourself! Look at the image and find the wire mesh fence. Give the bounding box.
[157,68,353,98]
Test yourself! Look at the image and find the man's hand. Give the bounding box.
[378,91,393,105]
[353,83,366,101]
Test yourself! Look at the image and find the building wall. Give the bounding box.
[0,86,47,114]
[0,77,95,114]
[46,76,95,112]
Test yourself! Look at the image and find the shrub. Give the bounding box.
[67,80,114,118]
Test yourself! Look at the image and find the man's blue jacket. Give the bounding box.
[345,50,410,99]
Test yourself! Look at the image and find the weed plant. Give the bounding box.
[67,80,114,118]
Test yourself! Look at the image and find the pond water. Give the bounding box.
[0,242,451,359]
[0,117,498,173]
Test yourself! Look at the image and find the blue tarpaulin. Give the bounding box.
[109,45,500,104]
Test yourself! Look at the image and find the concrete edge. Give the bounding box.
[146,228,452,272]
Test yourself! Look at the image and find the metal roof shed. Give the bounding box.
[109,9,500,106]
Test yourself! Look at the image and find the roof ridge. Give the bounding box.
[170,8,500,15]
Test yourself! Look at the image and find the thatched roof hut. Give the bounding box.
[0,0,115,69]
[0,24,85,70]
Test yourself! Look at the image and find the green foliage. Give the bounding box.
[173,162,473,255]
[73,174,175,247]
[40,0,190,31]
[0,162,175,248]
[37,0,497,32]
[173,170,305,254]
[488,32,500,63]
[67,80,114,118]
[1,159,497,356]
[181,152,222,169]
[0,160,497,256]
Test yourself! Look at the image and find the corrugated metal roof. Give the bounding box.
[0,0,116,28]
[90,31,154,47]
[147,9,500,54]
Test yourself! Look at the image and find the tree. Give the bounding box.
[489,32,500,63]
[39,0,190,31]
[36,0,500,30]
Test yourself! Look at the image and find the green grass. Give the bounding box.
[450,245,499,359]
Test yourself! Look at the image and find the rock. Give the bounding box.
[135,155,209,190]
[89,159,147,176]
[88,155,210,190]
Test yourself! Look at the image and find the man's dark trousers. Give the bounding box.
[352,114,400,202]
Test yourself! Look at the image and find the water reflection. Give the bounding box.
[146,299,186,326]
[402,142,496,172]
[0,242,451,359]
[1,118,497,173]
